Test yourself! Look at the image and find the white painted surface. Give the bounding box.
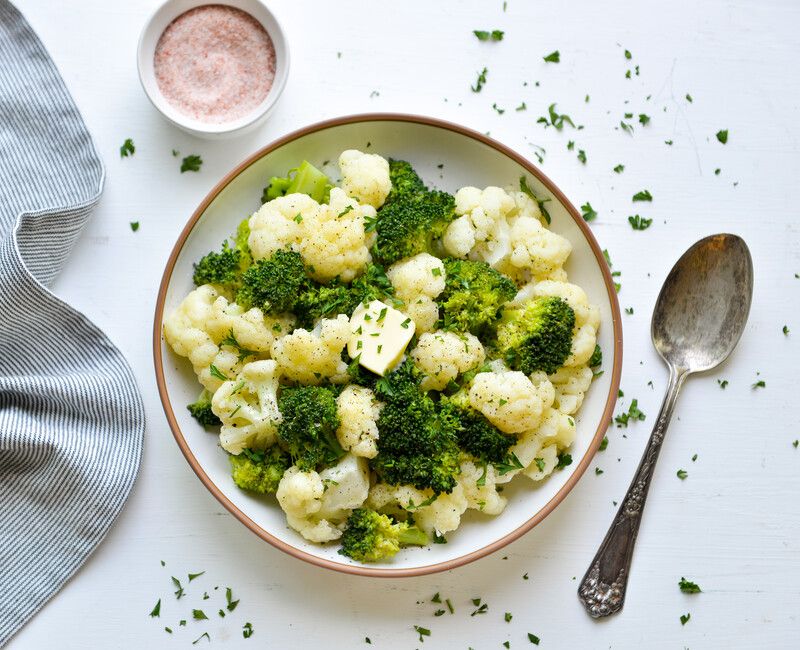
[8,0,799,648]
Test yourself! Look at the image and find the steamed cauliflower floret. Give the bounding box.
[367,483,468,536]
[296,188,375,283]
[248,193,316,260]
[497,408,572,484]
[506,188,546,224]
[523,442,559,482]
[271,315,350,385]
[316,454,371,521]
[387,253,446,333]
[248,188,374,283]
[276,466,342,543]
[443,186,515,266]
[163,285,250,391]
[338,149,391,208]
[458,460,507,515]
[508,216,572,279]
[336,386,383,458]
[207,293,286,354]
[411,331,485,391]
[469,370,552,434]
[550,365,594,415]
[212,360,281,454]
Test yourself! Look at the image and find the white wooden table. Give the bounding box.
[10,0,799,647]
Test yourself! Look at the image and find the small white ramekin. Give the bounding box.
[137,0,289,139]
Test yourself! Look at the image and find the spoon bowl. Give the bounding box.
[652,234,753,373]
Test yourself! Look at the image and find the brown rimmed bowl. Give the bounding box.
[153,113,623,577]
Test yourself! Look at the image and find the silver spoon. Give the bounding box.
[577,233,753,618]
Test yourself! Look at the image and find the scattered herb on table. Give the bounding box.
[172,576,185,599]
[679,577,702,593]
[716,129,729,144]
[414,625,431,642]
[192,609,208,620]
[615,399,646,427]
[226,587,240,611]
[632,189,653,202]
[471,67,488,92]
[620,120,634,135]
[625,307,634,314]
[665,139,673,145]
[577,149,587,164]
[580,202,597,221]
[686,93,693,103]
[192,632,211,644]
[793,440,799,448]
[638,113,651,125]
[677,469,688,480]
[181,154,203,173]
[595,467,604,475]
[624,49,632,59]
[718,379,728,389]
[188,571,205,582]
[599,436,608,451]
[516,102,527,111]
[474,29,504,41]
[782,325,789,335]
[680,613,691,625]
[120,138,135,158]
[628,215,652,230]
[492,103,506,115]
[130,221,140,232]
[537,103,575,130]
[692,453,698,461]
[543,50,560,63]
[613,164,625,173]
[243,622,254,639]
[752,379,766,389]
[149,599,161,617]
[528,632,541,645]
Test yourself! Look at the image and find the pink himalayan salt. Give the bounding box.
[154,4,276,124]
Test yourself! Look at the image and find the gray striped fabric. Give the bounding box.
[0,2,145,644]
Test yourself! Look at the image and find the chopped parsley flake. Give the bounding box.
[528,632,541,645]
[632,189,653,202]
[537,103,575,130]
[580,202,597,221]
[679,577,702,593]
[716,129,729,144]
[192,632,211,645]
[686,93,693,102]
[595,467,604,475]
[120,138,135,158]
[628,215,653,230]
[171,576,185,599]
[555,452,572,470]
[752,379,766,389]
[516,102,527,111]
[414,625,431,641]
[130,221,140,232]
[149,599,161,617]
[519,175,552,224]
[615,399,646,427]
[243,622,254,639]
[543,50,560,63]
[226,587,240,612]
[473,29,504,41]
[782,325,789,335]
[613,164,625,173]
[180,154,203,173]
[692,453,698,461]
[577,149,587,164]
[599,436,608,451]
[209,364,229,381]
[505,612,513,622]
[624,49,632,59]
[492,103,506,115]
[638,113,651,125]
[718,379,728,389]
[188,571,205,582]
[677,469,688,480]
[625,307,634,314]
[471,67,488,92]
[680,613,691,625]
[192,609,208,620]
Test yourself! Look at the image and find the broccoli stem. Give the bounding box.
[398,526,429,547]
[290,161,333,203]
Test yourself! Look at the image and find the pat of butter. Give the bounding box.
[348,300,415,376]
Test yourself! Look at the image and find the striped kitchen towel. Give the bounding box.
[0,2,145,645]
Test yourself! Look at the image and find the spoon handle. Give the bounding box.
[577,366,686,618]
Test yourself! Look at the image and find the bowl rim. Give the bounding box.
[152,112,623,577]
[136,0,290,137]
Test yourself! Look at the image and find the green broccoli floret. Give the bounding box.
[338,508,428,562]
[230,447,291,494]
[386,159,426,202]
[589,344,602,369]
[192,218,253,290]
[187,390,221,427]
[438,258,517,335]
[371,361,461,494]
[277,386,344,471]
[236,249,310,313]
[495,296,576,375]
[440,393,515,464]
[192,242,244,288]
[372,160,456,265]
[294,263,397,327]
[262,160,333,204]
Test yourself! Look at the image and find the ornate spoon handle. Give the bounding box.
[577,366,687,618]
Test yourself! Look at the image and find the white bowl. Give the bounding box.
[153,114,623,576]
[137,0,289,139]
